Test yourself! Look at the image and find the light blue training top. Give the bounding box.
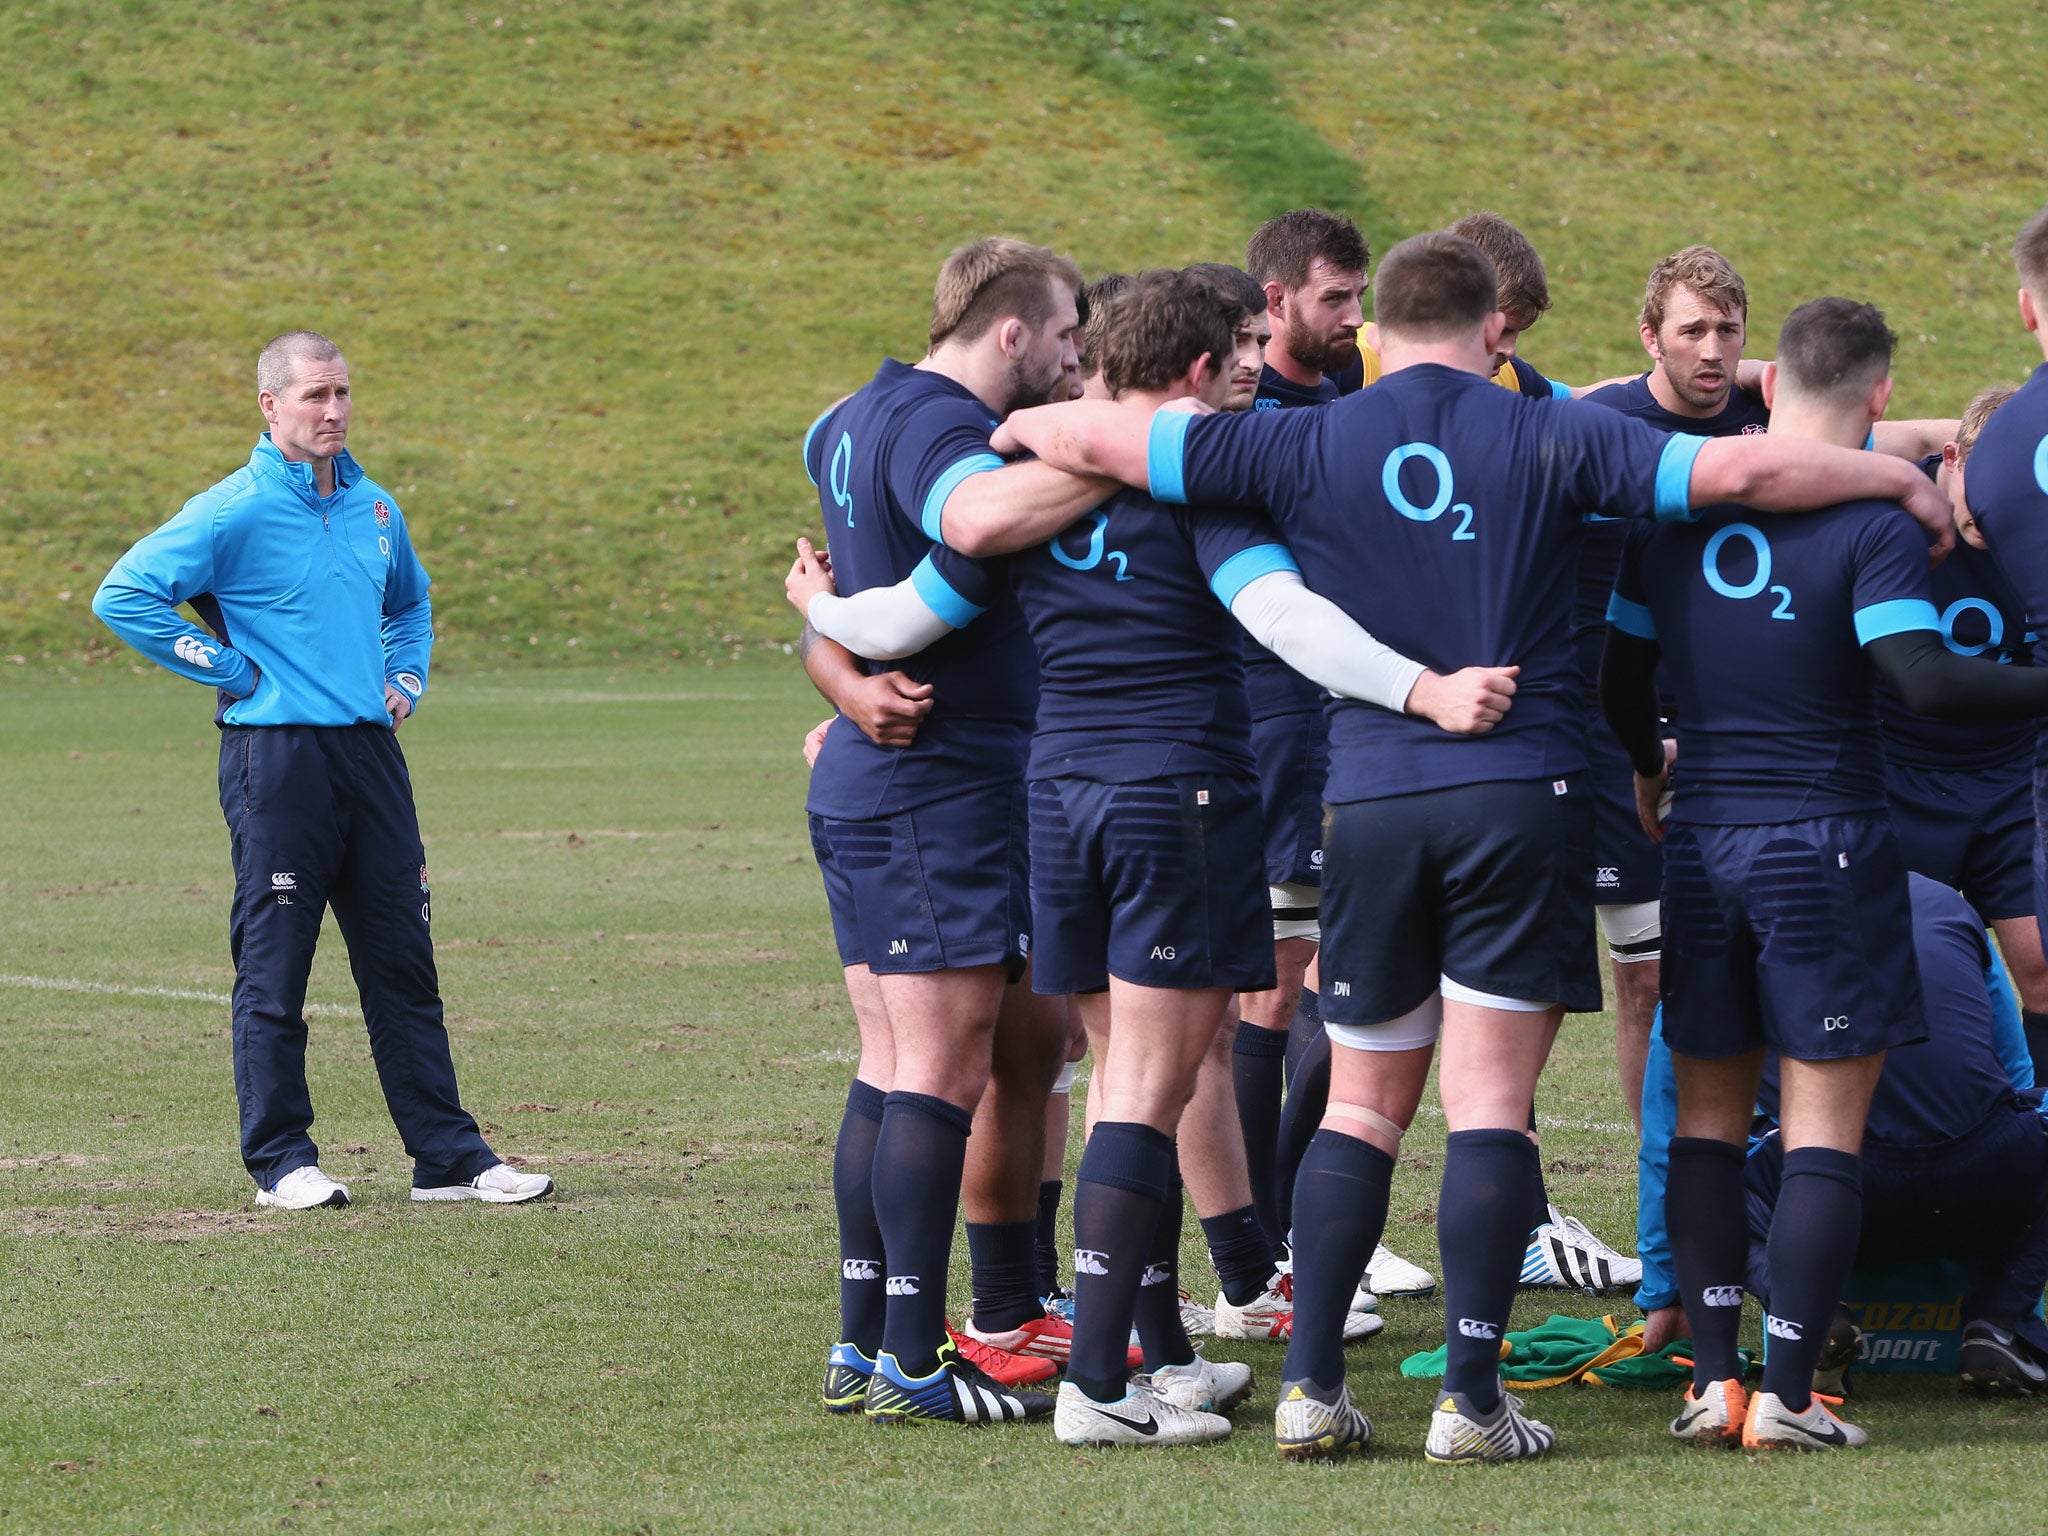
[93,435,432,727]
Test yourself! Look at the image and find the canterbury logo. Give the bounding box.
[1140,1263,1171,1287]
[885,1275,919,1296]
[1457,1318,1499,1339]
[1765,1315,1804,1340]
[173,635,218,668]
[1702,1286,1743,1308]
[1075,1248,1109,1276]
[271,873,297,891]
[841,1259,880,1281]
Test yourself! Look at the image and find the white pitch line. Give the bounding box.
[0,974,353,1018]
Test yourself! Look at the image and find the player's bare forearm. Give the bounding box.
[1871,418,1960,461]
[800,624,865,711]
[938,458,1118,557]
[989,401,1153,491]
[1691,437,1954,554]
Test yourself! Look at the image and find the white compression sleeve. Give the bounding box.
[805,579,955,661]
[1228,569,1427,713]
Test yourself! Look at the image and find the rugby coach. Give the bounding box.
[92,331,552,1210]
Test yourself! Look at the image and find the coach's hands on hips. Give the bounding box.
[1403,665,1519,735]
[1634,738,1678,843]
[386,685,413,729]
[785,537,835,615]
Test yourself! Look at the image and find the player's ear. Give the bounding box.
[1639,322,1660,361]
[2021,287,2042,336]
[1480,310,1508,360]
[1758,361,1778,411]
[1262,280,1287,318]
[1867,373,1895,423]
[1941,440,1962,475]
[996,316,1026,358]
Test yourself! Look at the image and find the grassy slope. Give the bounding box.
[3,671,2046,1533]
[2,2,2044,670]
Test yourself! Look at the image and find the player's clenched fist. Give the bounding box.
[1404,665,1520,735]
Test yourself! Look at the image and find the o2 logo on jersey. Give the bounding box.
[1048,510,1132,580]
[829,432,855,528]
[1381,442,1475,540]
[1939,597,2005,659]
[2033,432,2048,496]
[1701,522,1795,620]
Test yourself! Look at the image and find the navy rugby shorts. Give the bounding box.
[808,780,1029,980]
[1250,709,1327,889]
[1027,770,1275,996]
[1661,814,1926,1062]
[1318,776,1600,1026]
[1888,760,2034,922]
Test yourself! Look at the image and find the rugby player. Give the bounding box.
[797,267,1517,1446]
[91,331,553,1213]
[1880,386,2048,1063]
[1963,201,2048,1070]
[995,233,1957,1463]
[1602,298,2048,1450]
[800,237,1113,1425]
[1636,873,2048,1398]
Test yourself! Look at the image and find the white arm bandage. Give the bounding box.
[1228,569,1427,713]
[805,579,955,662]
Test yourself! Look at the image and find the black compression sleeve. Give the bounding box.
[1867,630,2048,720]
[1599,628,1668,778]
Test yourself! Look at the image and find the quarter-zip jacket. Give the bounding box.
[93,434,433,726]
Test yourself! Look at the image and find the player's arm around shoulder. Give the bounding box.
[91,482,260,698]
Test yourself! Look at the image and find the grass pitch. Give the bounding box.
[3,667,2045,1533]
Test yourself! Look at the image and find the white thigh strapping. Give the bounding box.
[1325,991,1443,1052]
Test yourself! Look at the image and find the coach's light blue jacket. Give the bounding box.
[93,435,432,726]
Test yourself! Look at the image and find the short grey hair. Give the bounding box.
[257,330,345,396]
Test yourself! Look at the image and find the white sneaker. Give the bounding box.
[1366,1242,1436,1297]
[254,1164,350,1210]
[1670,1377,1746,1445]
[1147,1353,1255,1414]
[1742,1390,1868,1451]
[1424,1387,1556,1464]
[1274,1378,1373,1460]
[1519,1204,1642,1293]
[411,1162,555,1204]
[1179,1289,1217,1337]
[1350,1282,1380,1314]
[1053,1379,1231,1446]
[1214,1274,1293,1341]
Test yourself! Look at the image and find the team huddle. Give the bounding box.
[785,201,2048,1460]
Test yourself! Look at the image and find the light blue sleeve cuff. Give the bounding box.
[802,406,834,487]
[1550,378,1573,401]
[1208,543,1299,609]
[908,552,987,630]
[1147,410,1195,504]
[1606,591,1658,640]
[1653,433,1711,521]
[919,453,1004,543]
[1853,597,1940,645]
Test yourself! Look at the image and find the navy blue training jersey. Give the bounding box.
[1009,489,1293,782]
[1149,362,1700,802]
[1968,361,2048,670]
[1574,375,1772,678]
[800,359,1038,819]
[1759,875,2025,1148]
[1243,362,1339,721]
[1609,499,1938,824]
[1876,536,2035,770]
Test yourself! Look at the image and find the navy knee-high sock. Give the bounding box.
[1666,1136,1750,1388]
[1035,1179,1065,1298]
[1761,1147,1863,1412]
[1133,1158,1196,1371]
[1199,1205,1276,1307]
[1284,986,1322,1083]
[1068,1121,1174,1402]
[872,1090,974,1377]
[833,1079,888,1355]
[1439,1128,1541,1409]
[2025,1012,2048,1081]
[1275,1027,1331,1242]
[967,1218,1044,1334]
[1281,1129,1394,1394]
[1233,1021,1290,1252]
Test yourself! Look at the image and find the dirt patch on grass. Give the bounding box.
[13,1206,288,1239]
